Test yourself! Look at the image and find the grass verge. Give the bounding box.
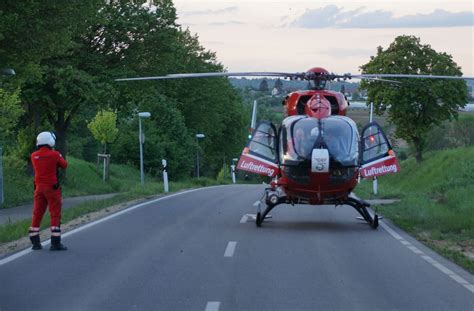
[0,155,232,252]
[355,147,474,273]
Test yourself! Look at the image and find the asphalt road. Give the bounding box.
[1,185,473,311]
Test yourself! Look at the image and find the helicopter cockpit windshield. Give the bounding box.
[281,116,359,167]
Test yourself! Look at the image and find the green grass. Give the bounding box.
[1,157,193,208]
[0,156,232,244]
[356,146,474,272]
[0,172,229,243]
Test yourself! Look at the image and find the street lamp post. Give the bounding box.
[138,112,151,185]
[195,133,205,179]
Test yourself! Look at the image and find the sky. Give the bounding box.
[172,0,474,76]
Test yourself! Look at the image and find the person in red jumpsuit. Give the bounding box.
[29,131,68,251]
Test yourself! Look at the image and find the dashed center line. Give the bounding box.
[224,241,237,257]
[205,301,220,311]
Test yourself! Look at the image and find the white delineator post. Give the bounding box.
[162,159,169,193]
[370,102,378,196]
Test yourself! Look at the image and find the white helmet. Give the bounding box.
[36,131,56,147]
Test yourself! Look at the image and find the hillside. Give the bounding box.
[356,146,474,271]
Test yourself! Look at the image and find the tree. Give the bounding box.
[87,109,119,154]
[259,79,269,92]
[0,0,102,84]
[0,88,22,143]
[340,84,345,95]
[274,78,283,93]
[4,0,247,179]
[22,64,100,158]
[360,35,468,162]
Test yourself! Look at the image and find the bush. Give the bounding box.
[397,150,408,161]
[216,164,231,183]
[425,115,474,151]
[2,155,32,207]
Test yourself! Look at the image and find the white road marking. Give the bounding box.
[240,215,248,223]
[224,241,237,257]
[247,214,257,220]
[432,262,454,275]
[380,222,404,240]
[463,284,474,294]
[205,301,220,311]
[421,255,437,264]
[0,186,226,266]
[407,245,424,255]
[380,221,474,295]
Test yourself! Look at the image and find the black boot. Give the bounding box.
[50,235,67,251]
[29,234,42,250]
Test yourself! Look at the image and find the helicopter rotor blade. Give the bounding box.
[352,74,474,80]
[356,77,401,84]
[116,71,296,81]
[116,71,474,82]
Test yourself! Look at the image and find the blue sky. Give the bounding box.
[173,0,474,76]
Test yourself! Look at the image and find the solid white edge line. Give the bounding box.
[0,186,225,266]
[407,245,424,255]
[224,241,237,257]
[380,221,474,295]
[205,301,220,311]
[380,222,404,240]
[463,284,474,294]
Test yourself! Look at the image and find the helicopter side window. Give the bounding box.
[248,123,276,161]
[361,125,389,163]
[283,124,298,162]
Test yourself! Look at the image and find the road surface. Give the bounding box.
[1,185,473,310]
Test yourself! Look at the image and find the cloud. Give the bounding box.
[291,5,474,29]
[203,41,225,46]
[182,6,238,16]
[208,21,244,26]
[318,48,375,58]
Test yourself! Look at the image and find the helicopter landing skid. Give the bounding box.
[255,188,284,227]
[256,203,278,227]
[345,196,379,229]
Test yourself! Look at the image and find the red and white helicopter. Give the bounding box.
[117,67,473,229]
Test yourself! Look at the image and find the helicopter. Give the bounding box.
[116,67,473,229]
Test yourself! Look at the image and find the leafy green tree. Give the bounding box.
[22,64,99,158]
[340,84,346,95]
[111,92,194,180]
[360,35,469,162]
[87,110,119,154]
[0,0,102,162]
[259,79,269,92]
[274,78,283,93]
[0,88,22,143]
[0,0,101,84]
[4,0,247,179]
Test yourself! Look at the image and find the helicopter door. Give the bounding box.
[359,122,400,178]
[237,122,279,177]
